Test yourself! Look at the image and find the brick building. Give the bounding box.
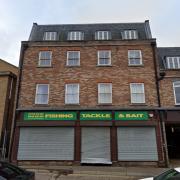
[158,47,180,161]
[12,21,165,166]
[0,59,18,159]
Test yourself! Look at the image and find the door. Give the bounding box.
[81,127,111,164]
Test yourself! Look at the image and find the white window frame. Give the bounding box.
[166,57,180,69]
[122,30,138,40]
[38,51,52,67]
[97,50,111,66]
[68,31,84,40]
[43,32,57,40]
[65,84,79,104]
[35,84,49,104]
[98,83,112,104]
[128,50,142,65]
[173,81,180,105]
[96,31,110,40]
[67,51,80,66]
[130,83,145,104]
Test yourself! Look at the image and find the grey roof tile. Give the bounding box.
[157,47,180,69]
[28,21,152,41]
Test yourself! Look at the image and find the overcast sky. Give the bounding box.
[0,0,180,66]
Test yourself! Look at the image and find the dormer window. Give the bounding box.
[166,57,180,69]
[122,30,138,40]
[43,32,57,40]
[68,31,84,40]
[95,31,110,40]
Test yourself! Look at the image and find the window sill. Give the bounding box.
[97,103,112,106]
[165,69,180,71]
[34,104,49,106]
[130,103,147,106]
[96,65,112,67]
[37,66,52,68]
[65,65,80,68]
[175,104,180,107]
[64,104,80,105]
[128,64,144,67]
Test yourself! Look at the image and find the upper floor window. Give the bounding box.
[166,57,180,69]
[173,81,180,105]
[67,51,80,66]
[98,50,111,66]
[43,32,57,40]
[130,83,145,103]
[95,31,110,40]
[68,31,84,40]
[65,84,79,104]
[35,84,49,104]
[128,50,142,65]
[39,51,52,67]
[122,30,138,40]
[98,83,112,104]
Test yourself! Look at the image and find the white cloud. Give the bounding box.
[0,0,180,66]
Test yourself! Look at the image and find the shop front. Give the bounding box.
[13,110,162,166]
[164,110,180,159]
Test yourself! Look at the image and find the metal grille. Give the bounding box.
[18,127,74,160]
[117,127,158,161]
[81,127,111,164]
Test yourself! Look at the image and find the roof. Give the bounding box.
[157,47,180,69]
[28,20,152,41]
[0,59,18,75]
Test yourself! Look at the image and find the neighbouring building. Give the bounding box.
[11,21,166,166]
[158,47,180,161]
[0,59,18,160]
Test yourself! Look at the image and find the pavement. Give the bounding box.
[21,160,180,180]
[22,165,169,180]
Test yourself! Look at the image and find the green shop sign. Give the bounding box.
[80,111,112,120]
[115,111,149,120]
[24,112,77,120]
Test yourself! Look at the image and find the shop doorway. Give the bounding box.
[166,125,180,159]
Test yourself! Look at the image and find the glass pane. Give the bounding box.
[68,59,79,66]
[68,52,79,59]
[174,57,179,68]
[36,94,48,104]
[99,84,111,93]
[132,94,144,103]
[40,59,51,66]
[66,94,78,104]
[129,58,141,65]
[175,87,180,104]
[131,84,143,93]
[99,58,109,65]
[99,94,111,103]
[37,85,48,94]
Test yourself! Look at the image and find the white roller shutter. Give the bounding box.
[81,127,111,164]
[18,127,74,160]
[117,127,158,161]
